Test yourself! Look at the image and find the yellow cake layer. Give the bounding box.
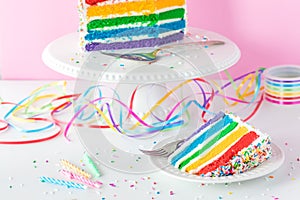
[185,126,249,173]
[87,0,186,19]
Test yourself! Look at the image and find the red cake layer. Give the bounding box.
[196,131,259,175]
[86,0,109,6]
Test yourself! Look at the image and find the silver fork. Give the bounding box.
[139,139,185,157]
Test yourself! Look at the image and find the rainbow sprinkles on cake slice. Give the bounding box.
[78,0,187,51]
[168,112,272,177]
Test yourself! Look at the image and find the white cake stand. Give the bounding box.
[42,27,241,173]
[42,27,240,83]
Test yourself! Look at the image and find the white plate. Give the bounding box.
[75,126,174,174]
[150,141,285,183]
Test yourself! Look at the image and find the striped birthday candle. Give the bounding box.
[40,176,87,189]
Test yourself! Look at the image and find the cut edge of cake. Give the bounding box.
[168,111,272,177]
[78,0,187,51]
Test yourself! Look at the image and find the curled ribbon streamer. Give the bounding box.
[214,73,256,107]
[0,69,267,143]
[64,96,157,140]
[0,122,61,145]
[129,78,213,129]
[224,68,264,104]
[207,68,265,121]
[0,119,9,132]
[51,99,112,129]
[129,79,192,130]
[4,81,67,119]
[209,89,263,105]
[129,78,214,123]
[3,97,56,134]
[23,81,67,115]
[236,74,255,100]
[63,78,218,139]
[50,94,123,132]
[1,103,56,135]
[64,96,184,139]
[52,86,119,130]
[6,118,55,133]
[0,82,66,144]
[74,85,104,121]
[73,85,122,124]
[0,105,61,144]
[63,70,264,139]
[22,94,61,117]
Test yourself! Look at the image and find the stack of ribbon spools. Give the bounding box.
[264,65,300,105]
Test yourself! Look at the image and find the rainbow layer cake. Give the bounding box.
[168,112,272,177]
[78,0,187,51]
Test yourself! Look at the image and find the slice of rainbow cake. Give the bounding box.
[78,0,187,51]
[168,112,272,177]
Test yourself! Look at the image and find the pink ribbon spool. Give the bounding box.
[264,65,300,105]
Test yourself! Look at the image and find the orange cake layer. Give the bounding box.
[87,0,186,18]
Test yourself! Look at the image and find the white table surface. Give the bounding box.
[0,80,299,200]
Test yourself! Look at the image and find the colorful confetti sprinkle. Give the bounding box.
[109,183,117,187]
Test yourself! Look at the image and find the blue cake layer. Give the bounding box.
[85,20,186,41]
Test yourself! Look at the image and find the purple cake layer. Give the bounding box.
[85,32,184,51]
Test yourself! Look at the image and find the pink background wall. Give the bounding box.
[1,0,300,79]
